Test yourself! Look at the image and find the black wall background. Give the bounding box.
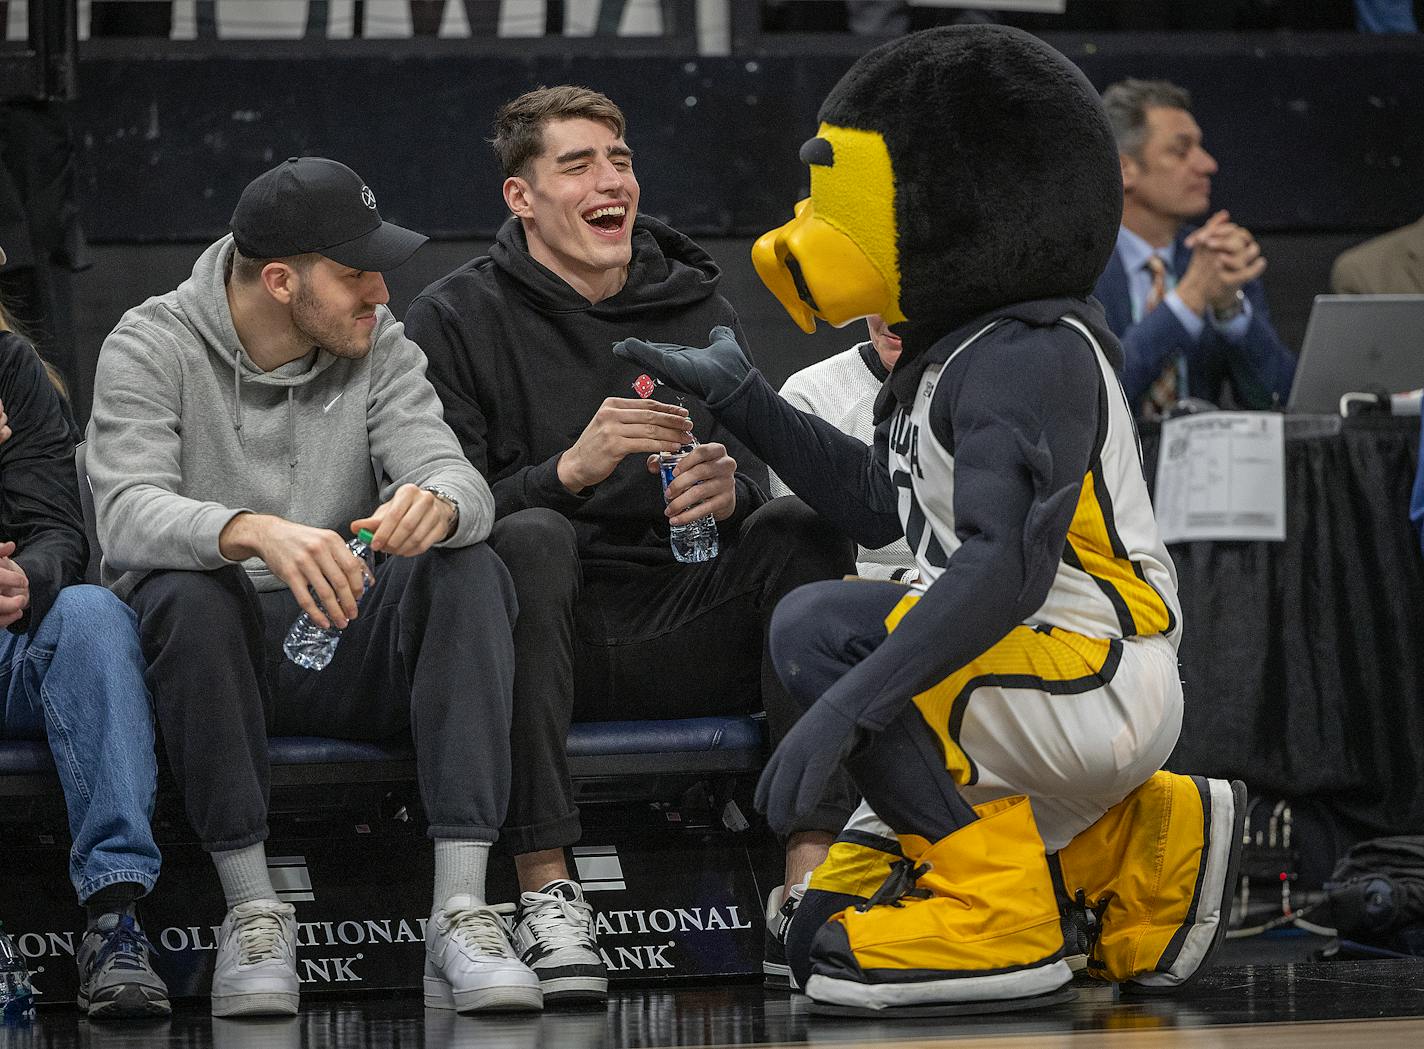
[66,32,1424,422]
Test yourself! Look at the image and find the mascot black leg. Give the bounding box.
[770,582,1073,1014]
[768,580,1011,973]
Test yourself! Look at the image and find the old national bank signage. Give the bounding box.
[7,832,772,1003]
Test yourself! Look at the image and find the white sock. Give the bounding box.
[433,840,491,911]
[212,843,276,910]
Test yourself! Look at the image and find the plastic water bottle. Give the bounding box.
[0,922,34,1025]
[659,444,719,563]
[283,529,375,671]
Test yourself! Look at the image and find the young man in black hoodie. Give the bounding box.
[405,86,858,998]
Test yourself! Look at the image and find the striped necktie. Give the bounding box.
[1143,255,1184,418]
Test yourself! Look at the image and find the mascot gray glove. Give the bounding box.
[754,700,863,838]
[612,326,752,407]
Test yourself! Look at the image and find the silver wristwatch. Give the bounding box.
[1211,289,1246,323]
[421,485,460,536]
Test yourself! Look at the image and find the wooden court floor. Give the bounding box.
[3,958,1422,1049]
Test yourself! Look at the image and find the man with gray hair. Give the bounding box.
[1092,78,1295,417]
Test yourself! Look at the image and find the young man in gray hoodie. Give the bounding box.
[86,158,540,1018]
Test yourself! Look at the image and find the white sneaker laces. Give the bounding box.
[446,902,517,958]
[232,903,292,965]
[522,891,594,951]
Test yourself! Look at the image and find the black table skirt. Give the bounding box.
[1139,415,1424,848]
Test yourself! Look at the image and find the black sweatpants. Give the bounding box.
[127,544,518,851]
[486,496,859,854]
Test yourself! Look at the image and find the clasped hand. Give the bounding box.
[1178,210,1266,316]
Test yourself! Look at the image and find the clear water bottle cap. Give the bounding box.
[357,529,375,543]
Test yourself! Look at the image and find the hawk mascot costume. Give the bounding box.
[616,25,1245,1016]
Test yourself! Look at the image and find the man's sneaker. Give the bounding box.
[425,896,543,1013]
[1055,886,1104,976]
[211,899,299,1017]
[76,912,170,1019]
[511,880,607,1003]
[763,881,805,991]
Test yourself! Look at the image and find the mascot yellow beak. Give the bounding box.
[752,123,905,333]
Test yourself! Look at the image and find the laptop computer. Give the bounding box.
[1287,295,1424,414]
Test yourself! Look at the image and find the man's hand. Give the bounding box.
[0,399,11,445]
[220,514,369,630]
[755,701,863,838]
[1177,210,1267,316]
[0,541,30,628]
[352,483,456,558]
[558,398,693,494]
[613,326,754,407]
[646,442,738,524]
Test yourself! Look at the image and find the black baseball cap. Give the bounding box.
[229,157,427,272]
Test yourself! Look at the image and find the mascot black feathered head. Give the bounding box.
[753,25,1121,360]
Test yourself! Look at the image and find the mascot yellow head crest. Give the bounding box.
[753,26,1122,358]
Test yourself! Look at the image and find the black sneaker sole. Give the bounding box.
[540,975,609,1005]
[82,982,172,1020]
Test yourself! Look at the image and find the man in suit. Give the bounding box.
[1331,216,1424,294]
[1095,78,1295,416]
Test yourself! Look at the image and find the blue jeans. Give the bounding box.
[0,585,160,902]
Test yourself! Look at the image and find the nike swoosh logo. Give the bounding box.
[323,393,344,413]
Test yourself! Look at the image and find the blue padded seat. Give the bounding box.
[262,716,761,765]
[2,715,766,793]
[567,715,765,778]
[268,737,412,764]
[262,716,763,765]
[567,716,762,757]
[0,740,52,775]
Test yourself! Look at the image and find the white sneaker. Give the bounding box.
[424,897,543,1013]
[210,899,299,1017]
[763,880,806,991]
[511,880,608,1003]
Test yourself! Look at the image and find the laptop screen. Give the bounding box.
[1287,295,1424,413]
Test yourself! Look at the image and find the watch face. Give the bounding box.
[424,487,456,512]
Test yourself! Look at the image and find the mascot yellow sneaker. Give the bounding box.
[1054,772,1246,993]
[804,796,1073,1016]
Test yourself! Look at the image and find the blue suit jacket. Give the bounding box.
[1092,230,1296,410]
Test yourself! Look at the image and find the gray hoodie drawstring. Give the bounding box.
[232,354,244,443]
[288,387,298,469]
[231,356,298,468]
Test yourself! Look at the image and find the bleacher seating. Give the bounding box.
[0,446,765,807]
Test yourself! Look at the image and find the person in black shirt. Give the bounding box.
[405,85,857,997]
